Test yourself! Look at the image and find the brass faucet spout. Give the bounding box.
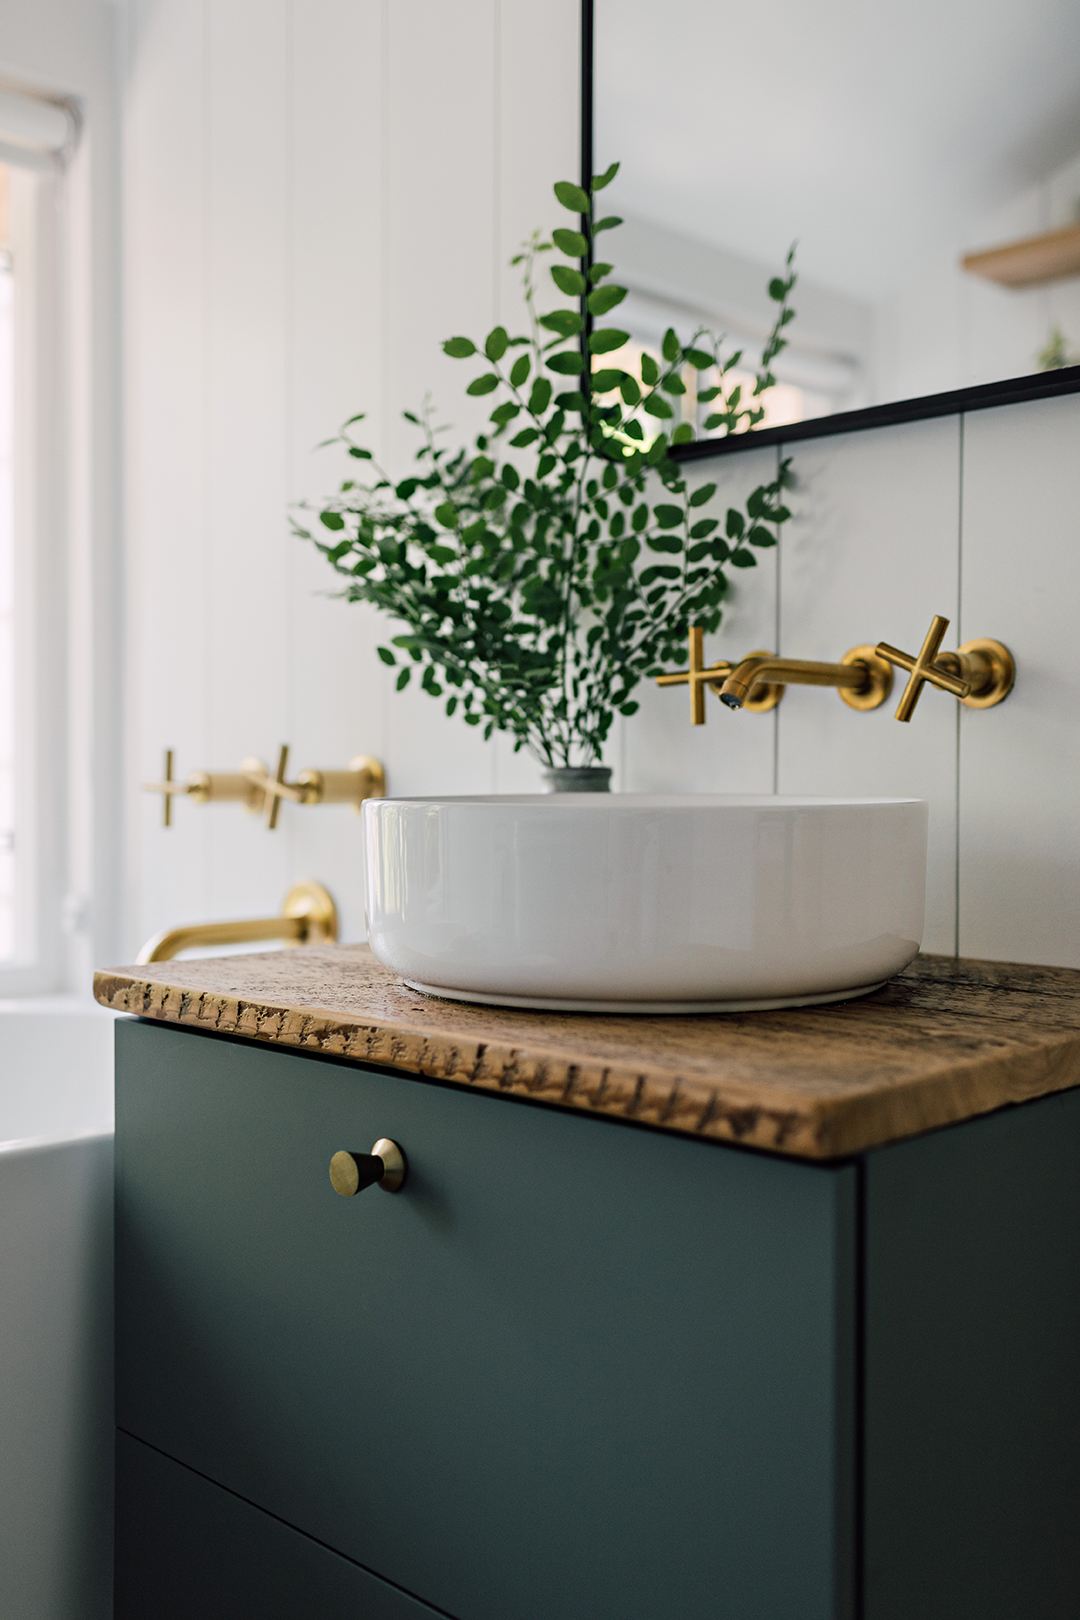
[719,656,871,710]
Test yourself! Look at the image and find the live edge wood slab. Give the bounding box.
[94,946,1080,1161]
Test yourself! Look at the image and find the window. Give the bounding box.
[0,82,81,992]
[0,179,13,959]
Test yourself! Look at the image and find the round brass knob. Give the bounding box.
[329,1138,406,1197]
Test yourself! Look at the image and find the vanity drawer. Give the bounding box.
[115,1431,448,1618]
[116,1017,855,1620]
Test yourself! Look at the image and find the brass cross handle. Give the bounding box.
[875,616,1015,722]
[143,750,264,826]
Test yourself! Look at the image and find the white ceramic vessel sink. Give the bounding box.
[363,794,928,1013]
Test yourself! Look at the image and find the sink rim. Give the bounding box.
[366,793,927,810]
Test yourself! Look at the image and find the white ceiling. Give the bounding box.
[595,0,1080,300]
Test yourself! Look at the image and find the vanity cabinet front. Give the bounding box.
[114,1015,1080,1620]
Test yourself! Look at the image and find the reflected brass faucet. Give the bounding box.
[144,746,385,828]
[658,617,1014,724]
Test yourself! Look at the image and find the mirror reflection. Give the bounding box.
[595,0,1080,433]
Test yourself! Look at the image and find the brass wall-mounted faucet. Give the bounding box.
[143,746,385,828]
[657,616,1014,724]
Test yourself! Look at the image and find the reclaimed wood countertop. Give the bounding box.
[93,946,1080,1160]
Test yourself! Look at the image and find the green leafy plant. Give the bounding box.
[296,162,796,768]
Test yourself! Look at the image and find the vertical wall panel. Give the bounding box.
[201,0,292,921]
[286,0,386,940]
[776,419,962,955]
[126,0,213,943]
[958,394,1080,968]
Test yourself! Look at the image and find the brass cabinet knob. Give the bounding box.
[329,1138,406,1197]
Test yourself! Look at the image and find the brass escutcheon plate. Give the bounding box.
[956,638,1015,708]
[839,646,894,710]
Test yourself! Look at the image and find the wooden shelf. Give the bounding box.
[962,221,1080,288]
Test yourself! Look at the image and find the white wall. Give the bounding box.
[625,395,1080,970]
[122,0,1080,976]
[123,0,579,954]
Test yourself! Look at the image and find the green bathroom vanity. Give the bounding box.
[96,947,1080,1620]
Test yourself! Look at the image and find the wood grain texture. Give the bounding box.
[93,947,1080,1160]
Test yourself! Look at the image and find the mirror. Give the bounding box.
[593,0,1080,436]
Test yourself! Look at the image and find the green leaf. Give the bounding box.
[593,215,622,233]
[547,350,585,374]
[554,180,590,213]
[685,348,713,370]
[510,427,540,447]
[509,354,531,388]
[396,667,411,690]
[537,452,557,477]
[748,526,777,548]
[376,646,396,665]
[619,701,639,716]
[587,284,627,316]
[484,326,509,361]
[529,378,553,414]
[697,386,721,403]
[434,502,459,529]
[539,309,584,337]
[467,373,500,396]
[429,545,456,564]
[631,504,649,532]
[662,327,680,362]
[619,375,641,407]
[703,413,726,431]
[643,394,674,419]
[662,374,686,395]
[490,402,520,425]
[551,264,586,296]
[769,277,787,301]
[348,446,372,459]
[555,390,586,412]
[646,433,669,465]
[689,483,716,508]
[640,564,680,584]
[592,161,619,191]
[726,509,745,539]
[730,551,757,568]
[624,418,644,441]
[589,328,629,354]
[320,510,345,531]
[671,423,694,445]
[552,227,588,256]
[640,353,659,386]
[689,518,719,538]
[588,262,613,283]
[590,368,622,393]
[653,504,683,529]
[646,535,683,554]
[443,337,476,358]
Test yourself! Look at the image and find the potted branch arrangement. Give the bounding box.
[297,162,796,791]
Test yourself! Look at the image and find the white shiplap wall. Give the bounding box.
[122,0,1080,974]
[123,0,578,953]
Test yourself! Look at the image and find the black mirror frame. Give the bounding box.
[580,0,1080,462]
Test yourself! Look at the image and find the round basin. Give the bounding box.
[362,794,928,1013]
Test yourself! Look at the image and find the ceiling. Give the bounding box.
[595,0,1080,300]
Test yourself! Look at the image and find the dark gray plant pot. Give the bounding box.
[540,766,613,794]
